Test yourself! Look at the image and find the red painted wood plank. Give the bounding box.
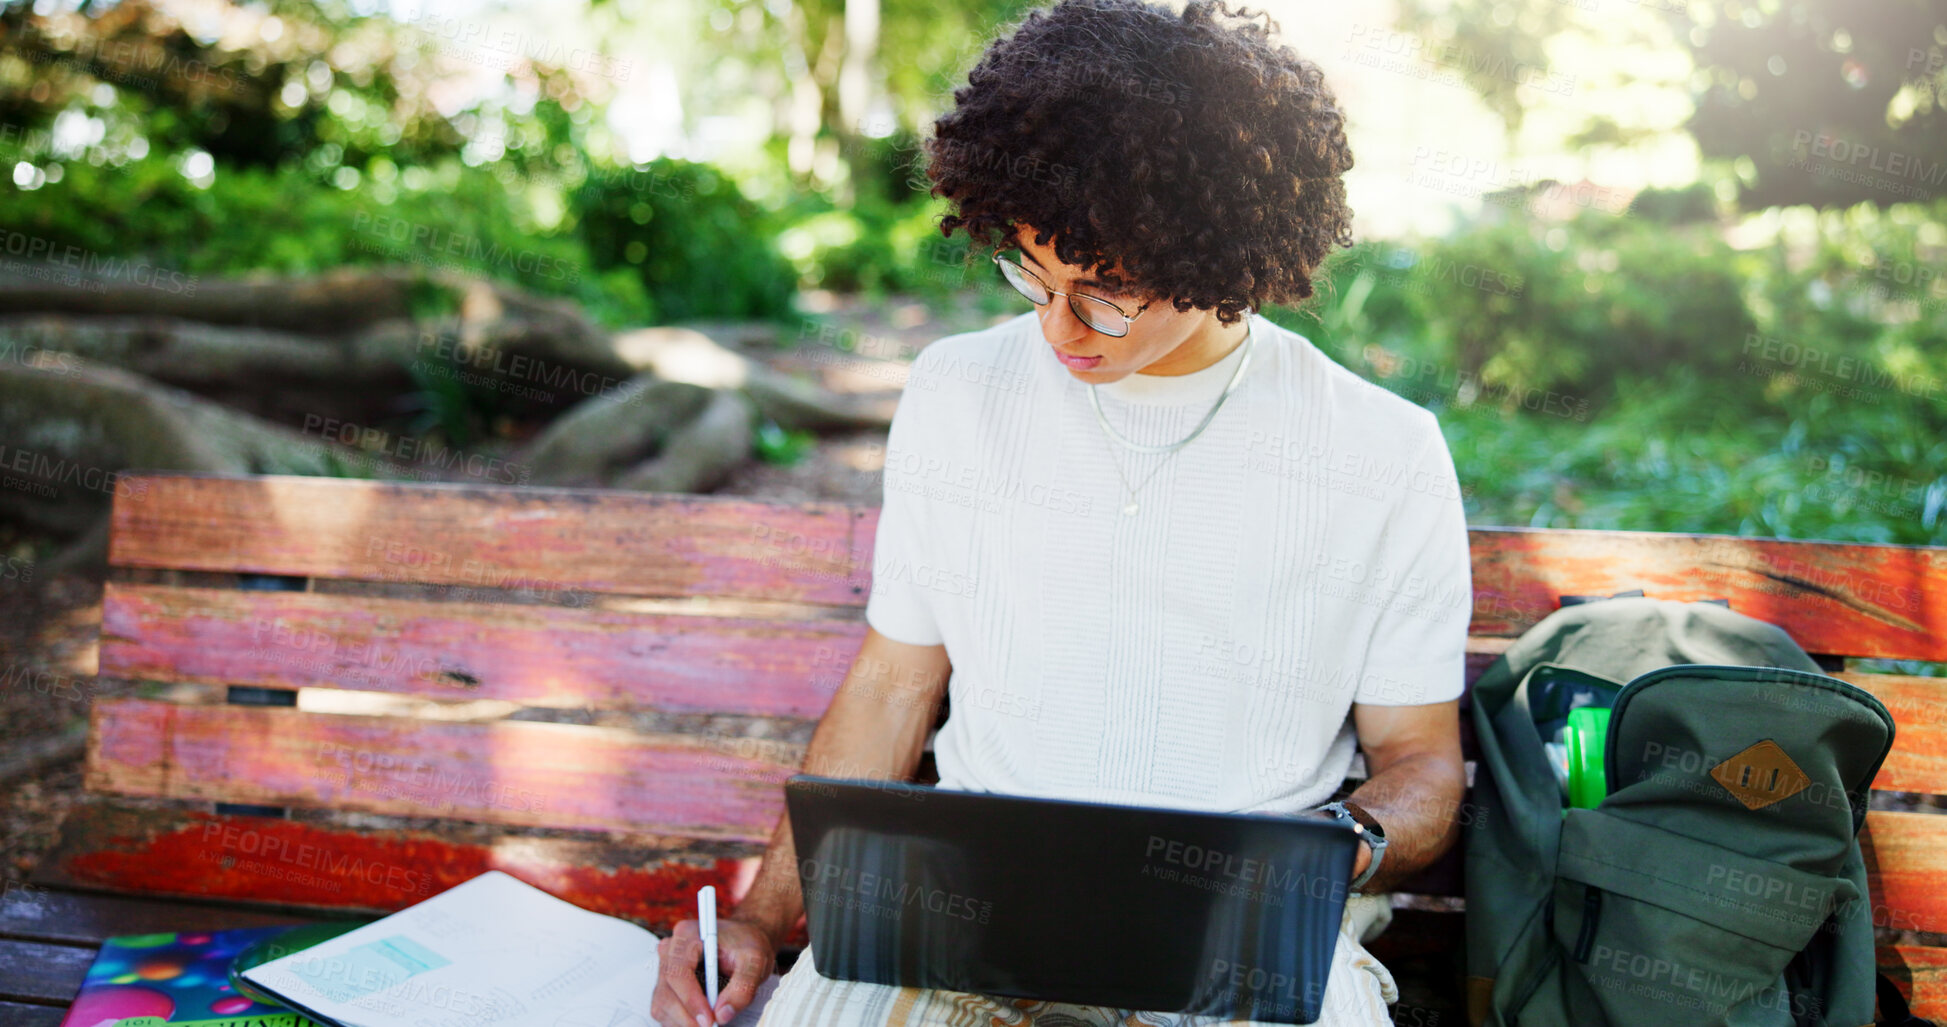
[42,803,1946,941]
[1863,810,1947,934]
[88,603,1947,794]
[35,799,807,943]
[1840,673,1947,794]
[76,706,1946,928]
[100,583,862,717]
[111,476,1947,661]
[1469,527,1947,661]
[108,473,874,605]
[94,582,1943,786]
[95,582,1549,734]
[86,699,803,839]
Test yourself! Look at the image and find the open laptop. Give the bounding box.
[783,774,1360,1025]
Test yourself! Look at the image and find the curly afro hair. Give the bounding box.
[924,0,1355,326]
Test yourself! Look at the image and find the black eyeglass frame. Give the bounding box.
[991,251,1154,337]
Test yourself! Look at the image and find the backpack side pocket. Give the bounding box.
[1549,808,1854,1026]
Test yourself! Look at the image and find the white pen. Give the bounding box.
[698,885,720,1019]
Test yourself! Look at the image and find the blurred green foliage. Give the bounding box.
[1277,200,1947,547]
[752,418,817,466]
[0,151,653,321]
[571,157,797,325]
[1626,183,1720,225]
[772,190,991,300]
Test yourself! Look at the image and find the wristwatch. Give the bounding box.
[1319,800,1388,894]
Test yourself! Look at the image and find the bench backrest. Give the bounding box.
[51,472,1947,1009]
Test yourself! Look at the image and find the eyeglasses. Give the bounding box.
[992,252,1153,337]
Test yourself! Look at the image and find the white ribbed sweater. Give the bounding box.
[864,310,1471,816]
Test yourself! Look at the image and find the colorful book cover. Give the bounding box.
[60,926,332,1027]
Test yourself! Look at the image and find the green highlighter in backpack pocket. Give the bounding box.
[1565,707,1611,811]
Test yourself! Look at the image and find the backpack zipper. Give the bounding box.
[1572,884,1603,963]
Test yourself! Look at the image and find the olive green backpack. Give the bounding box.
[1464,595,1906,1027]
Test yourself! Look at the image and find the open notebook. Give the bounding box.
[241,871,779,1027]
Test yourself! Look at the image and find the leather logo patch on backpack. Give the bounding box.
[1710,739,1811,810]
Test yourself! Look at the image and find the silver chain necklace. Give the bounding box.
[1089,315,1257,516]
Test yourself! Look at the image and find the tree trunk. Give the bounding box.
[515,375,717,486]
[0,268,638,425]
[612,325,895,431]
[0,353,371,533]
[614,388,758,495]
[0,268,627,383]
[0,265,421,332]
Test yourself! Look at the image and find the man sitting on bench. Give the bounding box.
[652,0,1471,1024]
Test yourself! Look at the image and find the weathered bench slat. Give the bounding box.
[0,940,93,1005]
[96,584,1470,749]
[99,599,1947,794]
[110,474,874,605]
[101,583,860,717]
[110,475,1947,660]
[95,580,1947,792]
[1469,527,1947,660]
[1839,673,1947,793]
[0,997,66,1027]
[87,699,801,839]
[0,885,325,945]
[34,800,788,940]
[52,801,1940,954]
[1862,809,1947,935]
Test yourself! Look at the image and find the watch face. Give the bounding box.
[1341,801,1384,839]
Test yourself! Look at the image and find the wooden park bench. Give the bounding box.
[2,470,1944,1025]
